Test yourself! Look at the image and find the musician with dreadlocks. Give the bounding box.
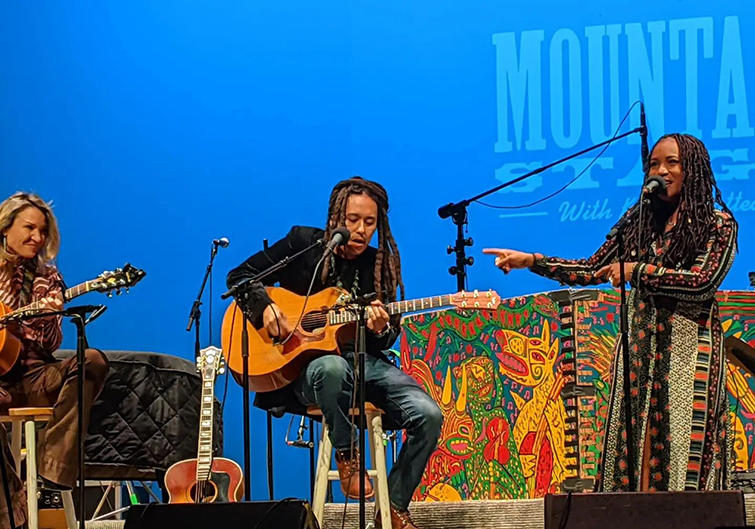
[227,176,441,529]
[483,133,738,492]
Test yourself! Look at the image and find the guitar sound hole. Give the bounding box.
[300,312,327,333]
[190,480,218,503]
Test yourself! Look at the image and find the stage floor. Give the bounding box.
[85,493,755,529]
[321,494,755,529]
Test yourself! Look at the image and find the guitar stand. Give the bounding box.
[284,415,317,501]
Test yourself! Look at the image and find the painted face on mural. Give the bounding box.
[648,137,685,202]
[340,193,378,259]
[3,206,48,259]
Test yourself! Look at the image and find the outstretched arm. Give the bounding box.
[484,236,618,287]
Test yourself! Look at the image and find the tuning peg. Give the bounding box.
[446,245,454,255]
[465,237,474,247]
[218,366,226,375]
[465,257,474,266]
[107,292,113,298]
[125,287,130,294]
[449,266,458,275]
[115,289,122,296]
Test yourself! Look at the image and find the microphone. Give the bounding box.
[642,175,666,197]
[640,102,649,174]
[213,237,230,248]
[324,227,351,255]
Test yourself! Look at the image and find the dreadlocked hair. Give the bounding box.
[320,176,405,302]
[621,133,737,268]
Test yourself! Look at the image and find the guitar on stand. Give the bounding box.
[164,346,244,503]
[220,285,501,392]
[0,263,145,375]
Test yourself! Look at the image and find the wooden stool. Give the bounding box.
[309,403,391,529]
[1,408,76,529]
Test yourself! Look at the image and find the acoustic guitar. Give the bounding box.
[164,345,244,503]
[220,286,501,392]
[0,263,145,375]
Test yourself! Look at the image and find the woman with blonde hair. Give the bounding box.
[0,192,108,529]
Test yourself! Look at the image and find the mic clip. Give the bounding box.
[335,292,378,308]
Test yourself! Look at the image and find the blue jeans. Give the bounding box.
[293,352,443,511]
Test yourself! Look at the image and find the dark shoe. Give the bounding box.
[334,448,374,500]
[375,506,418,529]
[39,475,72,492]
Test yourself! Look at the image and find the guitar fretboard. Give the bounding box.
[64,281,93,301]
[196,378,216,482]
[5,281,93,318]
[328,295,455,325]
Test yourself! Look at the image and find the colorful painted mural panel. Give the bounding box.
[401,289,755,501]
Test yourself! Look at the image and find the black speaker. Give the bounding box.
[124,500,319,529]
[545,491,746,529]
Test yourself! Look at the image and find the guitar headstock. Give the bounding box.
[197,345,225,380]
[449,289,501,310]
[90,263,146,297]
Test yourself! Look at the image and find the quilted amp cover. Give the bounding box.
[55,350,224,480]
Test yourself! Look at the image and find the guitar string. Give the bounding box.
[296,295,456,331]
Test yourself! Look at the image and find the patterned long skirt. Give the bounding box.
[598,294,731,491]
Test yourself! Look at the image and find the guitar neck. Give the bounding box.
[10,281,92,315]
[328,295,456,325]
[196,376,216,482]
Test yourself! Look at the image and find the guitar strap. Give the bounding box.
[18,260,36,307]
[330,253,361,299]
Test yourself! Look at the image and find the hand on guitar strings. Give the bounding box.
[39,294,64,313]
[0,295,64,327]
[366,300,390,334]
[262,303,293,339]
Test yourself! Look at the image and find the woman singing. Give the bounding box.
[484,134,738,492]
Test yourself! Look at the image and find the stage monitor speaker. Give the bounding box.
[545,491,746,529]
[124,500,319,529]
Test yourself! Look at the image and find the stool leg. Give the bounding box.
[312,422,333,525]
[61,490,77,529]
[10,418,22,476]
[25,420,39,529]
[365,412,377,519]
[370,413,392,529]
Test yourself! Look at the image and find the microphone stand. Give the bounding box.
[604,222,637,491]
[339,296,372,529]
[6,305,107,529]
[221,237,328,502]
[186,241,223,361]
[438,126,644,289]
[440,122,647,491]
[438,111,648,489]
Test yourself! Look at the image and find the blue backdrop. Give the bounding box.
[1,1,753,501]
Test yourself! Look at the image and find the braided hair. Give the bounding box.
[621,133,737,268]
[321,176,405,302]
